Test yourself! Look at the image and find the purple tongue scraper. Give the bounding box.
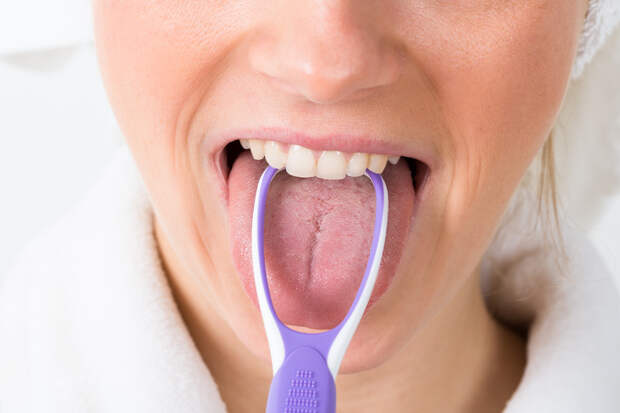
[252,165,389,413]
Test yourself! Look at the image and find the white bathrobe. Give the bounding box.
[1,144,620,412]
[2,2,620,412]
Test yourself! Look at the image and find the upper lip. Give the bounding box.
[210,126,439,169]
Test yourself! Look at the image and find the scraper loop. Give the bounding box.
[252,165,388,413]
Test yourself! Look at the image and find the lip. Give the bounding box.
[207,126,438,205]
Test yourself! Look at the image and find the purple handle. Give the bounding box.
[253,166,388,413]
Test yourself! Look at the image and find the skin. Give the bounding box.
[93,1,588,412]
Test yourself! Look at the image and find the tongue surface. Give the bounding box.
[228,151,415,329]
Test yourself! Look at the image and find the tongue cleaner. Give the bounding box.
[252,165,388,413]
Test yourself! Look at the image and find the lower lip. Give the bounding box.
[225,149,427,330]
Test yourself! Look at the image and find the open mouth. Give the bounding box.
[221,139,429,191]
[220,137,430,330]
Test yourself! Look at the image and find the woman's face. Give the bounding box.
[93,1,586,373]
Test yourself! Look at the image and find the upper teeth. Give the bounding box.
[239,139,400,179]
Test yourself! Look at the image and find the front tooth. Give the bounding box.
[249,139,265,160]
[368,154,388,173]
[264,140,288,169]
[388,155,400,165]
[240,139,250,149]
[346,152,369,177]
[286,145,316,177]
[317,151,346,180]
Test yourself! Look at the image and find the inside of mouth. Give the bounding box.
[226,139,422,330]
[222,139,430,192]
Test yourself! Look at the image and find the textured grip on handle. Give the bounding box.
[266,346,336,413]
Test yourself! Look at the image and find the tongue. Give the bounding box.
[228,151,415,329]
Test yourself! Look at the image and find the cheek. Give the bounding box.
[385,2,585,283]
[92,0,251,241]
[406,2,582,231]
[92,1,255,291]
[433,2,582,167]
[92,0,248,155]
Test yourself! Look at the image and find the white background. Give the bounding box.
[0,44,121,275]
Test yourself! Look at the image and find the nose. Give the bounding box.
[248,1,402,104]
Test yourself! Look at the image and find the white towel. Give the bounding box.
[572,0,620,79]
[483,174,620,412]
[1,146,619,412]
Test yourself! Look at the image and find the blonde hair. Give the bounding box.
[536,129,568,266]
